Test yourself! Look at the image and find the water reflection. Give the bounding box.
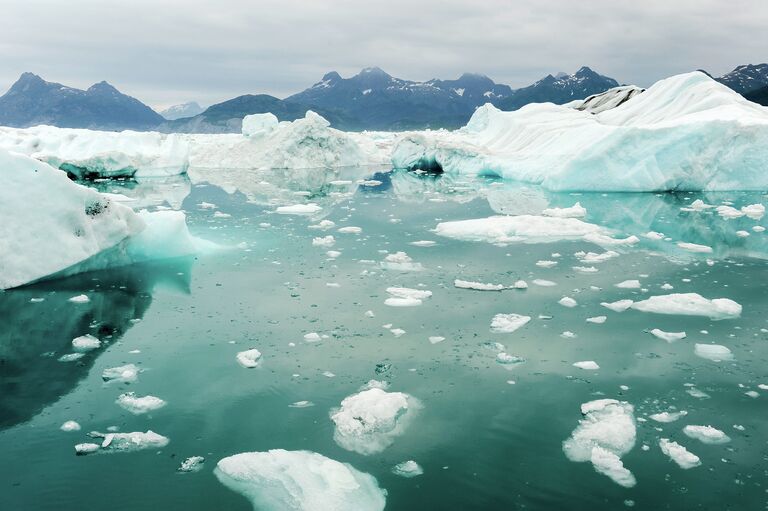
[0,259,192,430]
[89,175,192,210]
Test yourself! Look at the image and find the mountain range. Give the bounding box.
[1,64,767,132]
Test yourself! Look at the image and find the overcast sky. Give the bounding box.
[0,0,766,109]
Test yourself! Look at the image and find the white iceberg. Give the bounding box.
[659,439,701,469]
[384,287,432,307]
[650,329,687,342]
[214,450,386,511]
[391,72,768,191]
[694,343,734,362]
[454,279,505,291]
[490,313,531,333]
[683,425,731,444]
[631,293,741,320]
[237,349,263,368]
[116,392,167,414]
[83,430,169,454]
[330,388,419,455]
[563,399,636,488]
[434,215,604,245]
[392,460,424,478]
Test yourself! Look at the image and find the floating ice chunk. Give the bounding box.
[490,313,531,333]
[661,283,674,290]
[276,203,322,215]
[496,352,525,365]
[694,343,734,362]
[214,450,386,511]
[434,215,604,245]
[631,293,741,320]
[330,388,419,455]
[242,112,278,137]
[649,410,688,423]
[559,296,578,308]
[587,316,607,324]
[573,361,600,370]
[513,280,529,289]
[213,211,231,219]
[178,456,205,473]
[454,279,504,291]
[576,250,619,264]
[289,401,315,408]
[428,336,445,344]
[601,300,634,312]
[58,353,84,362]
[615,280,641,289]
[683,425,731,444]
[87,430,169,453]
[68,295,90,304]
[392,460,423,478]
[338,226,362,234]
[573,266,598,273]
[561,331,577,339]
[304,333,322,342]
[742,203,765,219]
[644,231,665,240]
[532,279,556,287]
[390,328,406,337]
[753,225,766,232]
[384,287,432,307]
[71,334,101,351]
[677,242,713,253]
[659,439,701,469]
[542,202,586,218]
[563,399,636,488]
[536,260,558,268]
[716,205,744,219]
[237,349,262,368]
[309,220,336,230]
[116,392,167,414]
[590,446,636,488]
[683,199,714,211]
[735,230,750,238]
[584,233,639,247]
[102,364,139,383]
[312,236,335,247]
[409,240,436,247]
[686,388,710,399]
[326,250,341,259]
[649,329,686,342]
[380,252,423,271]
[75,443,101,456]
[61,420,81,432]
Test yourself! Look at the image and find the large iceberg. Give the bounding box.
[215,449,386,511]
[0,125,189,178]
[391,72,768,191]
[0,149,203,289]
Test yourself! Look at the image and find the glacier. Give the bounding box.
[0,149,204,290]
[391,72,768,191]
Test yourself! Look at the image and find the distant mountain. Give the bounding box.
[715,64,768,94]
[494,67,620,111]
[160,101,204,120]
[744,84,768,106]
[156,94,353,133]
[285,67,514,130]
[0,73,163,130]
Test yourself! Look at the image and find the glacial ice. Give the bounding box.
[659,439,701,469]
[683,425,731,444]
[490,313,531,333]
[434,215,604,245]
[0,149,205,290]
[81,430,170,454]
[214,450,386,511]
[563,399,637,487]
[650,329,687,342]
[392,72,768,191]
[330,388,419,455]
[102,364,140,383]
[384,287,432,307]
[392,460,424,478]
[116,392,167,414]
[630,293,742,320]
[694,343,734,362]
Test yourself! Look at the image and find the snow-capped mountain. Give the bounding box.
[160,101,205,120]
[0,73,163,130]
[286,67,515,130]
[495,67,620,111]
[715,64,768,94]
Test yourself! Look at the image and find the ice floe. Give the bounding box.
[237,349,262,368]
[649,329,686,342]
[61,420,82,432]
[178,456,206,473]
[102,364,139,383]
[392,460,424,478]
[631,293,741,320]
[573,361,600,370]
[454,279,505,291]
[71,334,101,351]
[659,439,701,469]
[694,343,734,362]
[215,450,386,511]
[490,313,531,333]
[330,388,419,455]
[384,287,432,307]
[683,425,731,444]
[434,215,604,245]
[116,392,167,414]
[649,410,688,423]
[77,430,169,455]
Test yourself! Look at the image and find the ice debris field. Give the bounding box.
[0,70,767,511]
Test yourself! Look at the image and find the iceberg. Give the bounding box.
[434,215,605,245]
[0,149,206,290]
[391,72,768,191]
[630,293,741,320]
[659,439,701,469]
[215,450,386,511]
[0,125,189,178]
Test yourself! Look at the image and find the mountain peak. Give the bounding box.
[321,71,342,82]
[575,66,598,77]
[87,81,119,93]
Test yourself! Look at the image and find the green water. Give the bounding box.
[1,171,767,510]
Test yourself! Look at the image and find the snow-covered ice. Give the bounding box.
[631,293,741,320]
[237,349,263,368]
[454,279,505,291]
[490,313,531,333]
[649,329,687,342]
[116,393,167,414]
[659,439,701,469]
[102,364,139,383]
[434,215,604,245]
[71,334,101,351]
[392,460,424,478]
[694,343,734,362]
[683,425,731,444]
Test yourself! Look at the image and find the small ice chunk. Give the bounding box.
[385,287,432,307]
[276,203,322,215]
[716,205,744,219]
[59,353,85,362]
[490,313,531,333]
[587,316,607,324]
[631,293,741,320]
[428,336,445,344]
[558,296,578,308]
[380,252,423,271]
[71,334,101,351]
[68,294,90,303]
[677,242,713,253]
[683,425,731,444]
[650,329,686,342]
[601,300,634,312]
[309,219,335,230]
[409,240,436,247]
[338,226,362,234]
[454,279,504,291]
[304,332,322,342]
[644,231,664,240]
[102,364,139,383]
[330,388,419,455]
[87,430,170,452]
[532,279,556,287]
[312,235,335,247]
[536,260,558,268]
[615,280,641,289]
[542,202,586,218]
[61,420,81,432]
[178,456,205,473]
[659,439,701,469]
[512,280,528,289]
[741,203,765,219]
[237,349,262,368]
[74,443,100,456]
[649,410,687,423]
[392,460,424,478]
[573,361,600,370]
[694,343,734,362]
[116,392,167,415]
[590,446,636,488]
[289,401,315,408]
[496,352,525,365]
[326,250,341,258]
